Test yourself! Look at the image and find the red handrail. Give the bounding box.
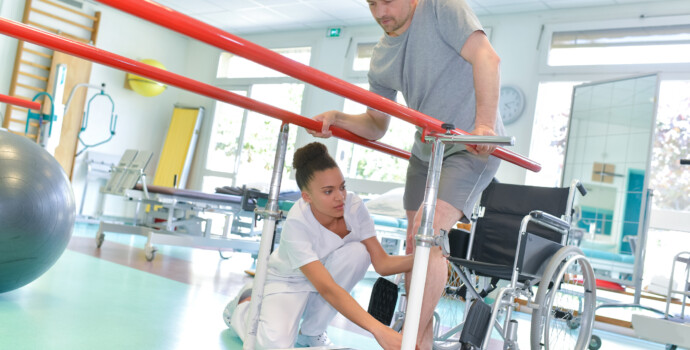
[95,0,541,173]
[0,18,409,160]
[0,93,41,110]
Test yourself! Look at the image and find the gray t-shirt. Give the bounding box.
[368,0,505,161]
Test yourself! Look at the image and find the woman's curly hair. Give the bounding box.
[293,142,338,190]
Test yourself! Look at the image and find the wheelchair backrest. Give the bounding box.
[471,182,571,267]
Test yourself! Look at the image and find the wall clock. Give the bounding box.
[499,85,525,125]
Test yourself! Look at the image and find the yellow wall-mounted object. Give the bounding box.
[153,106,204,188]
[126,59,167,97]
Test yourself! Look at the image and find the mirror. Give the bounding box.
[562,74,659,289]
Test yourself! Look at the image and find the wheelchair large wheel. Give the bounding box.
[432,263,466,350]
[530,246,596,350]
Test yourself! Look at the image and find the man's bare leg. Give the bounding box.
[405,200,462,350]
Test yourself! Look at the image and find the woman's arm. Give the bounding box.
[361,236,414,276]
[300,261,402,349]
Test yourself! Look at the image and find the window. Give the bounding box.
[339,37,416,190]
[234,84,302,186]
[216,47,311,78]
[338,39,418,191]
[200,45,310,193]
[205,91,247,175]
[651,80,690,212]
[532,19,690,189]
[532,18,690,235]
[345,38,381,78]
[202,84,303,192]
[532,18,690,288]
[525,81,582,187]
[336,84,414,185]
[530,82,690,205]
[549,24,690,66]
[352,42,376,71]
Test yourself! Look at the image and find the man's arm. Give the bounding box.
[308,108,391,141]
[460,30,501,156]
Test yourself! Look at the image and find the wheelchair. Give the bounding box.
[378,180,596,350]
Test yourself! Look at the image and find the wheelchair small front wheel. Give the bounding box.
[589,334,601,350]
[567,316,581,330]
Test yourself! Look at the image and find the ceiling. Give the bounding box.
[152,0,666,35]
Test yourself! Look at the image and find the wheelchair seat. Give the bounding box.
[447,182,571,283]
[449,229,564,282]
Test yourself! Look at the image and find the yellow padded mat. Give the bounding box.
[153,107,203,188]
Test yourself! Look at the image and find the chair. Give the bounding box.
[434,180,596,350]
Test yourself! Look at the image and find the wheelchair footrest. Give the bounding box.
[459,299,492,347]
[367,277,398,326]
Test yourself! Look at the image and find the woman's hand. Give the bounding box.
[372,324,404,350]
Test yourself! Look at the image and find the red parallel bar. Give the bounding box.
[0,93,41,110]
[0,18,409,160]
[96,0,541,173]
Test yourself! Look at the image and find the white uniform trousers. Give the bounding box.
[231,241,371,349]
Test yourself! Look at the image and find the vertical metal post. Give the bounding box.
[682,258,689,319]
[401,138,444,350]
[633,189,653,304]
[243,123,289,350]
[664,253,679,319]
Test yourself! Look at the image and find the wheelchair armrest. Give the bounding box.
[529,210,569,232]
[509,212,569,287]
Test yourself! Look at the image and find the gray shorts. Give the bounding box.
[403,151,500,216]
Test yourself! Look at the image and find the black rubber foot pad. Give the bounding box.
[367,277,398,326]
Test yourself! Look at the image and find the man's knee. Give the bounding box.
[433,200,463,230]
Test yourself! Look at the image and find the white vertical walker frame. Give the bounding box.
[244,123,290,350]
[401,127,514,350]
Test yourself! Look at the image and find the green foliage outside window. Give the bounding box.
[650,82,690,211]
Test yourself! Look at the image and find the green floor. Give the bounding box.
[0,224,379,350]
[0,249,242,349]
[0,223,674,349]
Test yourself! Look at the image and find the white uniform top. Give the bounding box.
[264,192,376,294]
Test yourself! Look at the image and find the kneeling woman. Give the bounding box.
[224,142,412,349]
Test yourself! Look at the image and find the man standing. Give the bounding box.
[310,0,504,348]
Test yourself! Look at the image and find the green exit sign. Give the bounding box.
[327,27,341,38]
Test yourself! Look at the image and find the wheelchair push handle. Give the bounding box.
[576,181,587,196]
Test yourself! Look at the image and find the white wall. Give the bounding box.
[69,3,198,216]
[82,5,191,167]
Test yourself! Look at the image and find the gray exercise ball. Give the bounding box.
[0,129,75,293]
